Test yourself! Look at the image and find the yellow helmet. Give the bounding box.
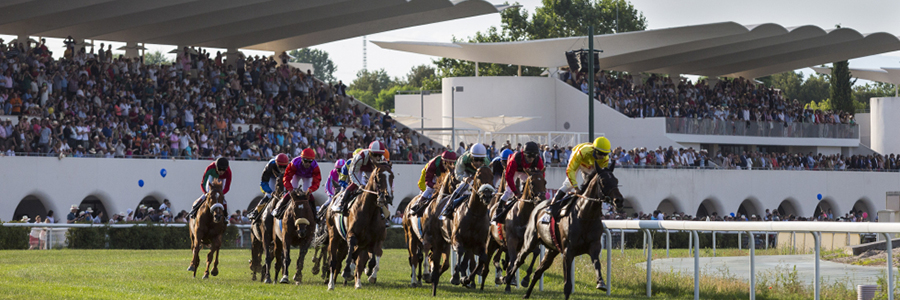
[593,137,611,154]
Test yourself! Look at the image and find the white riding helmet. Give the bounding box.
[470,143,487,158]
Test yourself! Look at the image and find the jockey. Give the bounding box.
[188,157,232,219]
[491,142,544,224]
[440,143,490,219]
[340,148,364,185]
[318,159,346,217]
[248,153,290,220]
[546,137,611,219]
[490,149,515,188]
[334,141,386,214]
[273,148,321,218]
[409,151,457,216]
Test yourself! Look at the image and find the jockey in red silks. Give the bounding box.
[491,141,544,224]
[334,141,386,214]
[273,148,321,218]
[189,157,232,219]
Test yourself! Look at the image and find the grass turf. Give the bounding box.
[0,247,859,299]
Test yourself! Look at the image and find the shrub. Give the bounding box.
[0,223,29,250]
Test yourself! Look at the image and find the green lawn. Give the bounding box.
[0,248,858,299]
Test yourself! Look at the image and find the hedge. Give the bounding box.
[0,224,29,250]
[66,224,240,250]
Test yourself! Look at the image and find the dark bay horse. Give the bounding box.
[250,186,282,283]
[510,163,623,300]
[271,188,317,285]
[187,179,227,279]
[402,171,453,287]
[487,169,546,292]
[327,163,394,290]
[444,166,496,290]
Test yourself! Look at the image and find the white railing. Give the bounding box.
[1,223,253,249]
[602,220,900,300]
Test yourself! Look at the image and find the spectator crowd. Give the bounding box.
[0,38,445,163]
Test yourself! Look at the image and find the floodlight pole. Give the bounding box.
[588,26,595,140]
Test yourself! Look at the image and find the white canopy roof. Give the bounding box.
[0,0,507,52]
[811,66,900,86]
[373,22,900,78]
[457,115,535,132]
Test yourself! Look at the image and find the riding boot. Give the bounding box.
[188,195,206,219]
[546,190,567,219]
[248,195,269,220]
[412,197,432,216]
[441,195,465,220]
[273,196,288,219]
[491,200,511,224]
[337,189,354,214]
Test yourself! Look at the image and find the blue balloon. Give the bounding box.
[730,212,735,217]
[817,194,823,200]
[138,180,144,187]
[160,169,167,178]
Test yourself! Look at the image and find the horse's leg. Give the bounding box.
[562,253,575,300]
[484,240,499,287]
[311,245,321,275]
[327,237,341,291]
[408,239,420,287]
[589,239,607,291]
[450,245,463,286]
[368,242,383,284]
[523,250,559,299]
[211,241,221,276]
[504,237,521,289]
[475,246,488,290]
[273,239,283,283]
[354,251,369,289]
[522,247,539,288]
[280,239,292,284]
[263,238,275,284]
[189,239,200,277]
[203,247,215,279]
[422,241,433,284]
[430,243,444,296]
[250,237,260,281]
[342,236,358,281]
[294,245,308,284]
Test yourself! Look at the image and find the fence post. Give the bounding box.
[621,229,625,254]
[689,230,693,256]
[666,230,670,258]
[604,227,612,296]
[738,231,742,251]
[712,231,716,257]
[885,233,894,300]
[812,231,820,300]
[539,245,545,291]
[644,229,652,297]
[748,231,756,300]
[692,230,700,300]
[765,232,769,250]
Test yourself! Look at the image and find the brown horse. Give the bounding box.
[510,162,623,300]
[402,171,454,287]
[271,188,317,285]
[327,163,394,290]
[250,186,282,283]
[443,166,496,290]
[487,169,546,292]
[187,179,227,279]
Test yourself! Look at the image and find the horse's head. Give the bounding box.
[207,179,226,223]
[373,162,394,207]
[473,166,496,204]
[523,168,547,202]
[594,161,624,212]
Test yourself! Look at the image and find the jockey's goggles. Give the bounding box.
[524,152,538,159]
[302,159,313,163]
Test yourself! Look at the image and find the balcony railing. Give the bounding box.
[665,118,859,139]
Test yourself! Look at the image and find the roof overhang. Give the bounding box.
[373,22,900,78]
[0,0,506,51]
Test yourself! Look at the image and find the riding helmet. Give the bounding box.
[275,153,290,166]
[470,143,487,158]
[301,148,316,159]
[593,137,611,154]
[215,157,229,171]
[524,141,540,154]
[441,151,457,162]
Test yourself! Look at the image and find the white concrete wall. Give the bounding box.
[3,157,895,222]
[857,112,871,148]
[395,93,444,129]
[870,97,900,155]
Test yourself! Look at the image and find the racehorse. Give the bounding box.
[250,186,282,283]
[510,162,623,300]
[271,188,317,285]
[486,169,546,292]
[187,179,227,279]
[443,166,496,290]
[401,171,453,287]
[327,163,394,290]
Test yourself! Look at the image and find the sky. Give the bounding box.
[5,0,900,84]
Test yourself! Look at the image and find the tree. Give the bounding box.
[288,48,337,83]
[406,65,436,88]
[853,82,896,108]
[347,69,397,109]
[830,59,855,113]
[143,51,169,65]
[764,71,830,104]
[433,1,646,79]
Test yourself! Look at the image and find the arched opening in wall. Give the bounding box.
[852,199,875,221]
[13,196,47,223]
[397,197,413,213]
[697,198,723,220]
[138,196,161,211]
[656,198,681,216]
[814,199,836,220]
[778,199,800,220]
[737,199,762,220]
[80,196,109,223]
[247,196,265,213]
[621,197,641,218]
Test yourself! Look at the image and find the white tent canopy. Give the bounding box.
[812,66,900,96]
[457,115,536,132]
[388,113,427,127]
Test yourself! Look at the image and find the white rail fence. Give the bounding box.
[1,223,253,249]
[4,221,899,299]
